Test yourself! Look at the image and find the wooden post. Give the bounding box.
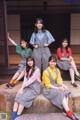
[2,0,9,68]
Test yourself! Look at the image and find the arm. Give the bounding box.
[56,69,68,90]
[8,34,17,46]
[68,48,73,61]
[29,33,38,48]
[45,30,55,46]
[42,70,60,90]
[57,48,70,61]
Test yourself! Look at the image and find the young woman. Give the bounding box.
[57,38,80,87]
[10,56,41,120]
[42,55,79,120]
[30,18,55,72]
[6,34,32,88]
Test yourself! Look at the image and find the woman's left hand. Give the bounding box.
[17,88,23,95]
[62,85,69,90]
[44,43,49,47]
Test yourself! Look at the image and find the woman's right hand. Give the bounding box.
[7,32,10,38]
[34,44,38,48]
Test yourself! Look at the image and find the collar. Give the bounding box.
[48,66,56,72]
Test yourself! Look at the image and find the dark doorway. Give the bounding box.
[21,13,70,53]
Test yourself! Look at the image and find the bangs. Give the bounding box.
[48,55,57,62]
[27,57,34,62]
[36,18,43,24]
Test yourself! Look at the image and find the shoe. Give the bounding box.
[6,83,11,88]
[71,114,79,120]
[9,83,15,89]
[67,114,79,120]
[71,83,78,87]
[6,83,15,89]
[76,74,80,80]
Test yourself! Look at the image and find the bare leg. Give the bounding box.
[13,71,25,84]
[69,67,75,84]
[11,102,19,120]
[70,60,79,75]
[62,97,69,111]
[13,101,19,112]
[17,104,24,115]
[10,72,20,84]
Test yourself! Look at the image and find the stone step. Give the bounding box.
[0,81,80,113]
[15,113,80,120]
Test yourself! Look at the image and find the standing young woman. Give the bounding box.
[57,38,80,87]
[30,18,55,71]
[42,55,79,120]
[6,34,32,88]
[10,56,41,120]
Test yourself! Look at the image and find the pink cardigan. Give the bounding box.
[23,67,41,87]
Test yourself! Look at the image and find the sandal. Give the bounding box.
[71,83,78,87]
[6,83,11,88]
[9,83,15,89]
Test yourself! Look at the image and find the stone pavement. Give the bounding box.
[15,113,80,120]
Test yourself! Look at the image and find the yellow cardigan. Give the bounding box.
[42,66,63,88]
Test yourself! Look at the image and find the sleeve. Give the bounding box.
[42,70,52,88]
[16,44,22,55]
[57,48,62,59]
[25,68,41,86]
[46,30,55,44]
[68,48,72,56]
[56,69,63,84]
[30,33,36,45]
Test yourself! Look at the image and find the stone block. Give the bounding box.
[0,81,80,113]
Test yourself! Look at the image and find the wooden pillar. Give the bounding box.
[2,0,9,68]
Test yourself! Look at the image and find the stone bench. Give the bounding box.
[15,113,80,120]
[0,81,80,113]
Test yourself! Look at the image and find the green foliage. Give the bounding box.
[0,111,11,120]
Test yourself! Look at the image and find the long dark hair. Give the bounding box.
[60,38,69,53]
[34,18,45,33]
[26,56,35,78]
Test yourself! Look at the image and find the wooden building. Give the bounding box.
[0,0,80,76]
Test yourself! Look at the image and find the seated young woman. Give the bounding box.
[42,54,79,120]
[57,38,80,87]
[10,56,41,120]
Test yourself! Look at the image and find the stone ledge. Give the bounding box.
[0,81,80,113]
[15,113,80,120]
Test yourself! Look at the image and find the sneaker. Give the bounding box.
[71,83,78,87]
[76,74,80,80]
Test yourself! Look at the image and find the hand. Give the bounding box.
[34,44,38,48]
[7,32,9,38]
[67,58,72,62]
[59,86,65,91]
[17,88,23,95]
[69,56,73,61]
[62,85,69,90]
[44,43,49,47]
